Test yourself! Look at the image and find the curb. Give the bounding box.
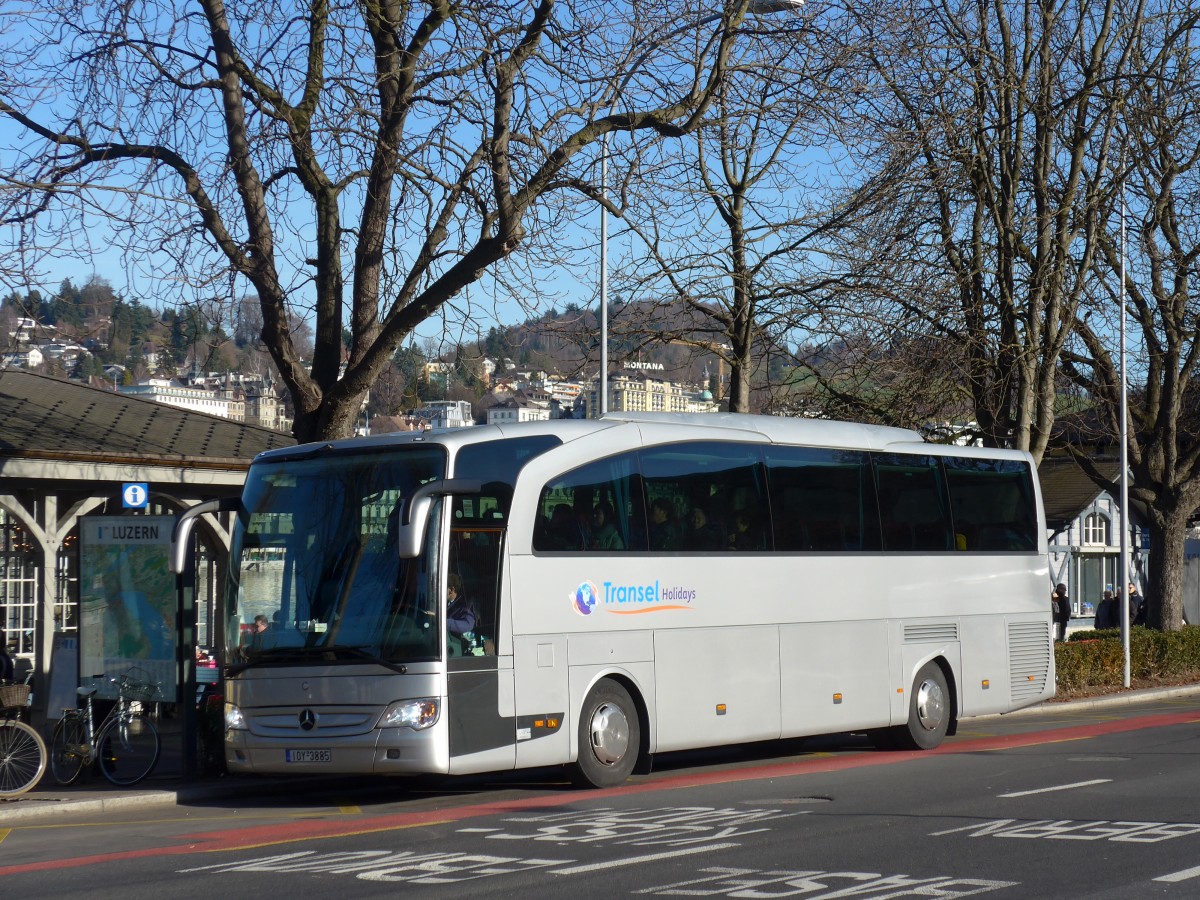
[1,773,374,823]
[2,789,184,822]
[1011,682,1200,715]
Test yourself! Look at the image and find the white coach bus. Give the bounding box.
[173,412,1054,788]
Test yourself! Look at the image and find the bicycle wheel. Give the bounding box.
[97,713,160,786]
[50,713,87,785]
[0,720,47,796]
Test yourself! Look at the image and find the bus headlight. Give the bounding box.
[225,702,247,731]
[380,698,439,730]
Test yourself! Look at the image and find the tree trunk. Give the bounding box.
[291,387,365,445]
[727,360,752,414]
[1145,508,1189,632]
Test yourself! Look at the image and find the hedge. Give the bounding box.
[1056,625,1200,693]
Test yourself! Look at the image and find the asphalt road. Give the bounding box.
[5,695,1200,899]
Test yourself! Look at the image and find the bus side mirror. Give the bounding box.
[171,497,242,574]
[396,478,482,558]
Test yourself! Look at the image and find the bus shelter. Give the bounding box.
[0,369,292,725]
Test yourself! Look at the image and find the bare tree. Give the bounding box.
[1060,0,1200,631]
[609,0,855,413]
[827,0,1141,460]
[0,1,771,440]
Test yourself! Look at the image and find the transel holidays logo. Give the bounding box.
[571,579,697,616]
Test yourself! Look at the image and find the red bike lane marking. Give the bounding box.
[4,708,1198,876]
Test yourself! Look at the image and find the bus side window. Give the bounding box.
[944,456,1037,553]
[875,454,954,553]
[764,446,878,552]
[534,451,645,553]
[641,441,766,554]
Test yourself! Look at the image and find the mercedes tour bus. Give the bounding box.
[172,412,1054,788]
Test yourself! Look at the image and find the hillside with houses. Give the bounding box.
[1,277,744,432]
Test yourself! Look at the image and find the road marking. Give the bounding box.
[1155,865,1200,883]
[998,779,1111,798]
[548,842,739,875]
[932,818,1200,842]
[0,828,8,845]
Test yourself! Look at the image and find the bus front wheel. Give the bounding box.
[572,679,641,789]
[889,662,951,751]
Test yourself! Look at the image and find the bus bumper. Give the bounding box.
[225,726,449,775]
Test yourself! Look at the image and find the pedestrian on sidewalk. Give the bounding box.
[1095,589,1118,630]
[1053,583,1071,641]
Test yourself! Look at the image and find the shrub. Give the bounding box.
[1056,625,1200,692]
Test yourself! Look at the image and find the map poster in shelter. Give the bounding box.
[79,516,176,701]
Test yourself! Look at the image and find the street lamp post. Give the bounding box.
[1119,155,1130,688]
[600,132,609,417]
[597,0,804,417]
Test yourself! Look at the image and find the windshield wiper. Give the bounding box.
[324,645,409,674]
[226,644,408,675]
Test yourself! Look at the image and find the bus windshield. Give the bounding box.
[223,446,446,670]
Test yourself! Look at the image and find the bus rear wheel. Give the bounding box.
[889,661,950,751]
[572,679,640,789]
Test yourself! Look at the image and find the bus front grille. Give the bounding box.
[250,707,378,738]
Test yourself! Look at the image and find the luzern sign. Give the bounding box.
[80,515,177,698]
[93,520,165,541]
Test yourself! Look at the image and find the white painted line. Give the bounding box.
[1155,865,1200,883]
[456,827,501,833]
[548,842,739,876]
[999,779,1111,798]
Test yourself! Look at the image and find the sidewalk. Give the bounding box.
[7,681,1200,823]
[2,714,361,823]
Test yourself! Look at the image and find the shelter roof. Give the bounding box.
[0,369,294,466]
[1038,453,1123,534]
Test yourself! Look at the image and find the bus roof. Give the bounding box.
[250,411,997,466]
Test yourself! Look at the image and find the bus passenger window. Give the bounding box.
[764,446,878,552]
[534,451,645,552]
[875,454,954,553]
[641,441,766,554]
[944,457,1037,552]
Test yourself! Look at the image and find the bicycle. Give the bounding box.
[50,667,162,787]
[0,673,46,796]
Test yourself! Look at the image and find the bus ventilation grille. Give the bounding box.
[903,623,959,644]
[1008,621,1051,700]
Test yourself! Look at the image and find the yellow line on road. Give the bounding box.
[1036,736,1089,745]
[0,828,9,844]
[7,809,363,832]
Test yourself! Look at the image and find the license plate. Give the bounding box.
[285,749,331,763]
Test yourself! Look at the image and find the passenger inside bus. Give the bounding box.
[588,502,625,551]
[684,506,723,551]
[447,530,500,656]
[727,509,765,551]
[446,573,479,656]
[541,502,585,551]
[648,497,682,551]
